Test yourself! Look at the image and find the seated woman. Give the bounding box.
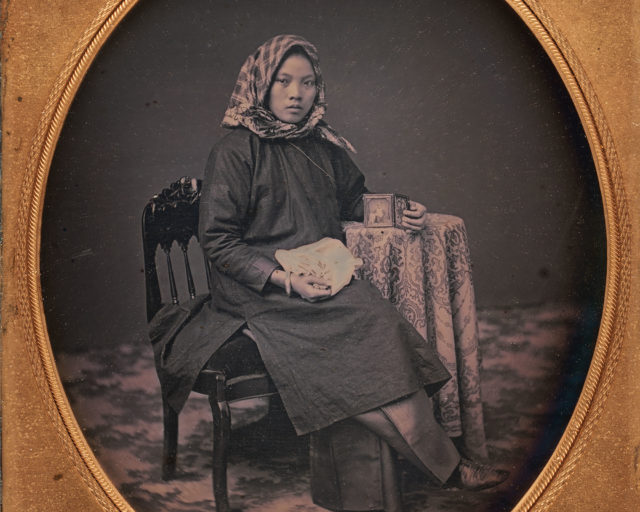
[169,34,507,511]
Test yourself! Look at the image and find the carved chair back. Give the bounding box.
[141,176,211,322]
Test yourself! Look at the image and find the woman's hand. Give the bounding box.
[400,200,428,231]
[290,273,332,302]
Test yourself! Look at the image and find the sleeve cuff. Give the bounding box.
[249,255,281,293]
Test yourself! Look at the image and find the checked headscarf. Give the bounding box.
[222,34,355,152]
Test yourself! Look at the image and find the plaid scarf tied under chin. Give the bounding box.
[222,34,355,153]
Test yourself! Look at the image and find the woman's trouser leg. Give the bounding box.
[355,389,460,484]
[310,420,402,512]
[310,389,460,511]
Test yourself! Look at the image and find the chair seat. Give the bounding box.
[192,329,277,401]
[193,370,277,402]
[205,330,267,377]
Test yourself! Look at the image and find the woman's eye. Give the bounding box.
[277,78,289,85]
[304,80,316,87]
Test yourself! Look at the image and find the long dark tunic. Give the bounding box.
[161,128,450,435]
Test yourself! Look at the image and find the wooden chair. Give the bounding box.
[142,176,278,512]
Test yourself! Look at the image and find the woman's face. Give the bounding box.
[268,53,317,124]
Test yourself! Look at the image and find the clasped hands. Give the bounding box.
[270,269,332,302]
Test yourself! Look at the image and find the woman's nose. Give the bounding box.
[288,83,302,99]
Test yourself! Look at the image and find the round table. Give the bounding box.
[344,213,487,459]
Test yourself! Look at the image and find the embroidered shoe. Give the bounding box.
[447,458,509,491]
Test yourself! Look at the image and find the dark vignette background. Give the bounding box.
[40,0,605,507]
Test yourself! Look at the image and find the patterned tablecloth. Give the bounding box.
[344,214,487,459]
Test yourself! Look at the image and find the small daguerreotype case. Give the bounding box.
[363,193,410,228]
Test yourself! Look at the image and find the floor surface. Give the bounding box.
[55,303,589,512]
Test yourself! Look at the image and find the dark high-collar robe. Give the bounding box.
[152,128,450,435]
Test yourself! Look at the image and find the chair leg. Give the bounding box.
[210,374,231,512]
[162,400,178,480]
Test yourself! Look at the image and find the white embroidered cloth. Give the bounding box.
[275,238,363,295]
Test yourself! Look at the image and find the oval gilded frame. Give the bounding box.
[12,0,630,510]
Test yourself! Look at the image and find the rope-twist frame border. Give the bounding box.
[15,1,138,510]
[507,1,630,509]
[13,0,630,510]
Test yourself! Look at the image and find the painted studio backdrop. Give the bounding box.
[40,1,605,511]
